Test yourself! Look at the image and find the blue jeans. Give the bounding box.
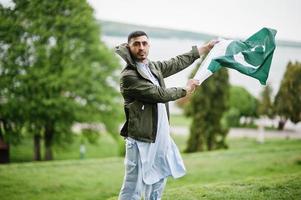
[118,139,167,200]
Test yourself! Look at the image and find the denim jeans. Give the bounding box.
[118,139,167,200]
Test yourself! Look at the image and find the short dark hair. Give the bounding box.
[127,31,148,43]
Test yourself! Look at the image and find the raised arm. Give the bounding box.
[155,40,219,78]
[154,46,200,78]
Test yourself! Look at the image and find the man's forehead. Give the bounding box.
[129,36,149,43]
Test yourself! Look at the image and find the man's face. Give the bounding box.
[128,36,150,62]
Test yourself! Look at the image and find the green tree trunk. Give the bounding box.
[0,121,11,164]
[207,134,214,151]
[277,118,286,130]
[0,137,9,164]
[185,118,204,152]
[33,134,41,161]
[44,123,54,161]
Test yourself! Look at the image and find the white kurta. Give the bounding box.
[126,62,186,185]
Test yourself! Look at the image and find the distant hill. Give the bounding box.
[99,20,217,41]
[99,20,301,48]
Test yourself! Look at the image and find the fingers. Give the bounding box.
[192,79,200,85]
[187,79,199,85]
[187,80,199,91]
[207,39,219,49]
[185,79,200,95]
[209,40,219,48]
[210,39,220,45]
[198,39,220,55]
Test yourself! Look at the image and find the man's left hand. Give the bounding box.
[198,39,219,56]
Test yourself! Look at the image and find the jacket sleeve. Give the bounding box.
[154,46,200,78]
[121,74,187,103]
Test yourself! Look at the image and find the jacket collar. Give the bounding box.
[115,43,136,67]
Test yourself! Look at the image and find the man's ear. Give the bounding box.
[126,43,129,48]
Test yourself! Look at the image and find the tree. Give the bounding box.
[227,86,258,126]
[258,83,274,119]
[0,0,122,162]
[274,61,301,130]
[184,62,230,152]
[0,2,26,163]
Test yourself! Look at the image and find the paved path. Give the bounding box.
[170,126,301,139]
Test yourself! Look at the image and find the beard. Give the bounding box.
[131,50,148,62]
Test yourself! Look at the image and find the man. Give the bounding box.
[115,31,217,200]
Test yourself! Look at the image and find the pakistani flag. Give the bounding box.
[194,27,277,85]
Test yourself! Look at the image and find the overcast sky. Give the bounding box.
[87,0,301,42]
[1,0,300,42]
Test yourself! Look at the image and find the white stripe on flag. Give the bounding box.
[194,39,232,85]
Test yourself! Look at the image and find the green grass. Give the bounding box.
[169,114,279,131]
[163,174,301,200]
[1,138,300,200]
[170,114,191,126]
[10,133,120,162]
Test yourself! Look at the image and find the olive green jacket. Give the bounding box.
[115,43,200,143]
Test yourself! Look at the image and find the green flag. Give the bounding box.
[194,27,277,85]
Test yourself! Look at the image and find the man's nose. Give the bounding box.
[138,43,144,49]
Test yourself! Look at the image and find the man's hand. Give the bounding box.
[198,39,219,56]
[185,79,199,95]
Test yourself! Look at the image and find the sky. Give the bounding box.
[87,0,301,42]
[1,0,300,41]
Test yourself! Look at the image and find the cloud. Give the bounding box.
[87,0,301,42]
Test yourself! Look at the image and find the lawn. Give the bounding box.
[10,132,120,162]
[170,114,191,127]
[0,138,300,200]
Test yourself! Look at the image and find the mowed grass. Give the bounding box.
[170,114,191,127]
[0,138,301,200]
[10,133,120,162]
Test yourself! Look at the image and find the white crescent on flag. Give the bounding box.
[233,45,265,69]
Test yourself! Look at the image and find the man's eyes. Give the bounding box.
[133,42,148,46]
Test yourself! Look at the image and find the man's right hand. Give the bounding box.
[185,79,199,95]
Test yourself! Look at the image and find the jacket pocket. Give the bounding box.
[127,101,154,141]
